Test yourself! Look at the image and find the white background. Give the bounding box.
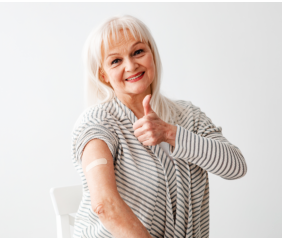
[0,2,281,238]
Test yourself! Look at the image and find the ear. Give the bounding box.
[100,70,108,83]
[103,76,109,83]
[102,75,111,85]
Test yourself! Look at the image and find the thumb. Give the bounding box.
[143,94,153,116]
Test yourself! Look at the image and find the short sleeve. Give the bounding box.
[71,114,119,167]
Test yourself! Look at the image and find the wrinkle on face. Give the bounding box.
[100,29,145,86]
[101,29,142,66]
[99,27,155,114]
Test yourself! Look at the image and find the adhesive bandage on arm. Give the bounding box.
[86,158,108,173]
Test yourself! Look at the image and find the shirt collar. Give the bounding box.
[113,96,139,125]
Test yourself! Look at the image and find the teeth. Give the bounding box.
[127,72,143,81]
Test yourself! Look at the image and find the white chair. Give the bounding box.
[50,184,82,238]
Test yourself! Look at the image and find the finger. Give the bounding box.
[143,94,153,116]
[138,134,151,144]
[134,127,147,138]
[132,117,146,130]
[142,138,153,146]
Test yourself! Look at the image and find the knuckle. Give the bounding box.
[145,122,152,130]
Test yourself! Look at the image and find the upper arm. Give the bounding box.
[81,138,121,214]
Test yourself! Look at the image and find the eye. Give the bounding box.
[134,49,144,55]
[111,59,120,65]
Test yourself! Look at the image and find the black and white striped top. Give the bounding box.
[71,96,247,238]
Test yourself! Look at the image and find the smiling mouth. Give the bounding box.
[125,72,145,81]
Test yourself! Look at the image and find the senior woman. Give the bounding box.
[71,15,247,238]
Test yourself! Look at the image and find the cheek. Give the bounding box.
[145,54,154,69]
[144,54,155,76]
[110,69,124,83]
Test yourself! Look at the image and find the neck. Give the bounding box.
[116,88,152,120]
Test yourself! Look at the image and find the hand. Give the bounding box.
[133,94,171,146]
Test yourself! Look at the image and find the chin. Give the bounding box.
[131,84,150,92]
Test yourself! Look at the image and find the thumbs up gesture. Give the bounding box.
[133,94,171,146]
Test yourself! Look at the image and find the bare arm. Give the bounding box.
[82,138,152,238]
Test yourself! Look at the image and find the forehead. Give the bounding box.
[102,29,141,59]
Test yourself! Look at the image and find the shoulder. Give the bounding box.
[71,103,120,153]
[173,99,214,130]
[71,103,119,167]
[173,99,199,117]
[72,103,114,133]
[75,104,107,124]
[175,99,192,107]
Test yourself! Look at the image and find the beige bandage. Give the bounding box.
[86,158,108,173]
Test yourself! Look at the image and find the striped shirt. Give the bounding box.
[71,96,247,238]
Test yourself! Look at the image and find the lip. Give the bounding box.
[125,72,145,83]
[126,71,144,80]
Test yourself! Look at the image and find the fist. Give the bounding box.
[132,94,170,146]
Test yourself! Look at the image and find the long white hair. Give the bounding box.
[82,14,184,125]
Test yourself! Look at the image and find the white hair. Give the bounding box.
[82,14,184,125]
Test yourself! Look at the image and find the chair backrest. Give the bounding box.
[50,184,82,238]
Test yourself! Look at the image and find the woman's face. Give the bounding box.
[101,29,155,100]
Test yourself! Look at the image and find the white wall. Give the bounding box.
[0,2,281,238]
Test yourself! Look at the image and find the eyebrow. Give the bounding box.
[106,41,143,59]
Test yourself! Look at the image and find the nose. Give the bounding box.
[124,57,139,73]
